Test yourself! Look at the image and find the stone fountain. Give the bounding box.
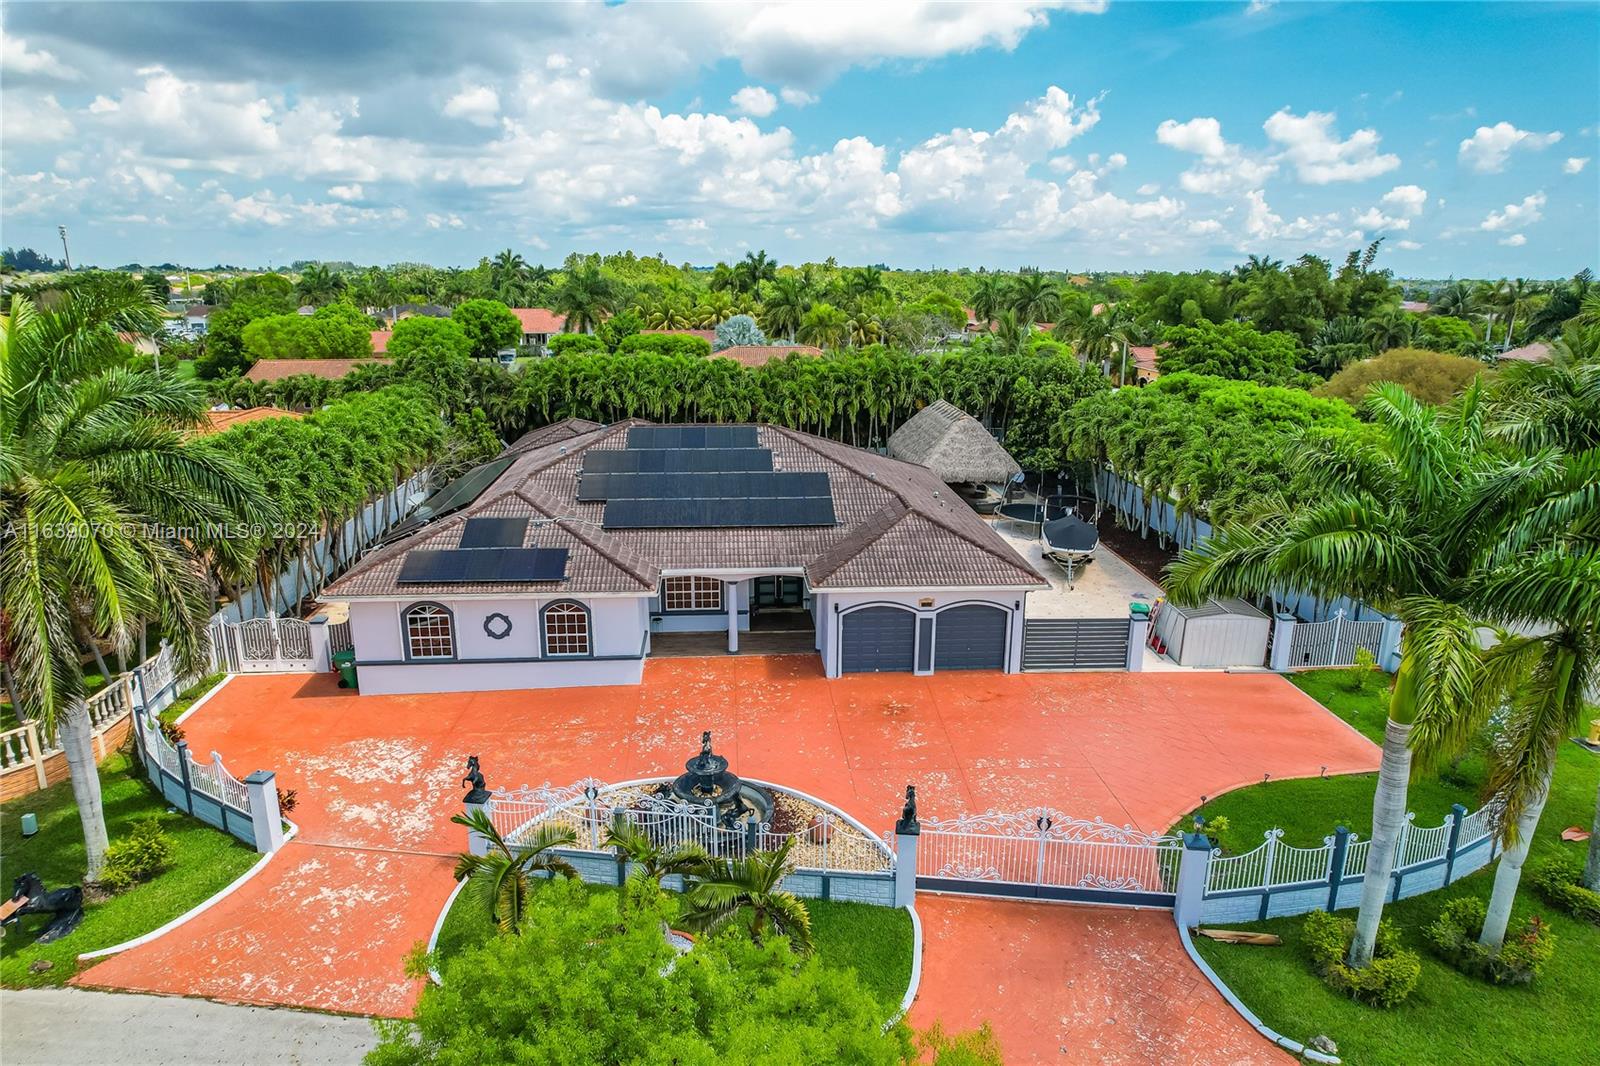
[669,730,773,828]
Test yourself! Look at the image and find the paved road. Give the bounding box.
[0,988,378,1066]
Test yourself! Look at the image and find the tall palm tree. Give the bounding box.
[2,290,274,879]
[451,809,579,933]
[1431,279,1480,321]
[1366,308,1423,352]
[1167,384,1505,967]
[552,264,615,334]
[971,276,1007,329]
[681,837,813,954]
[759,276,810,341]
[1010,273,1062,325]
[295,263,342,307]
[734,250,777,294]
[796,303,848,350]
[992,309,1029,355]
[603,815,711,910]
[843,265,887,303]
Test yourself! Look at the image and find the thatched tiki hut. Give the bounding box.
[887,401,1021,510]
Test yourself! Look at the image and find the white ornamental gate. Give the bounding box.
[209,615,316,673]
[914,808,1182,906]
[1285,609,1385,668]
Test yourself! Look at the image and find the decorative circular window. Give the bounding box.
[482,612,513,640]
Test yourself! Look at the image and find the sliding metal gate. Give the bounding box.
[1022,618,1129,670]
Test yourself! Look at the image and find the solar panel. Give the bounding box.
[581,448,773,474]
[577,471,831,502]
[458,516,529,548]
[397,547,569,583]
[625,425,759,449]
[602,496,836,529]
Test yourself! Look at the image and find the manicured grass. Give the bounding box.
[0,751,259,987]
[1179,667,1600,1066]
[159,672,226,726]
[434,878,915,1011]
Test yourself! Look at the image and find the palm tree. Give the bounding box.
[1074,305,1136,378]
[971,276,1007,329]
[796,303,848,349]
[1010,273,1062,325]
[681,837,813,954]
[552,263,615,334]
[843,265,887,303]
[1431,279,1480,321]
[759,276,810,341]
[2,289,274,879]
[1166,384,1506,967]
[734,250,777,294]
[295,263,342,307]
[1366,308,1423,352]
[1484,340,1600,453]
[604,815,711,910]
[451,808,579,933]
[992,309,1029,355]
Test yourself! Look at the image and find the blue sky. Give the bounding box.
[2,1,1595,276]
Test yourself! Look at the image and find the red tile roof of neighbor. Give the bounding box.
[715,344,825,367]
[370,330,392,354]
[511,308,566,334]
[196,407,304,435]
[325,421,1045,599]
[1497,342,1552,363]
[1399,301,1430,313]
[243,358,394,383]
[1128,346,1160,374]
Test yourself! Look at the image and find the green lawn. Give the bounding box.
[0,751,259,987]
[1177,668,1600,1066]
[158,672,226,726]
[434,878,915,1011]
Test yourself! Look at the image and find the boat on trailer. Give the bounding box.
[1040,513,1099,587]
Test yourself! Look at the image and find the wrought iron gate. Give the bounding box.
[210,615,317,673]
[915,807,1181,906]
[1285,609,1385,668]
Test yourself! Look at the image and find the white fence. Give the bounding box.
[207,615,317,673]
[1200,802,1499,923]
[1282,609,1389,669]
[913,808,1183,904]
[131,706,280,852]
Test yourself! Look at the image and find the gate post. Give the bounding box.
[307,614,332,673]
[1126,608,1148,672]
[893,785,919,908]
[1443,803,1466,883]
[244,770,285,853]
[1269,613,1296,672]
[1329,609,1345,666]
[1326,825,1350,911]
[1173,832,1212,930]
[463,762,493,857]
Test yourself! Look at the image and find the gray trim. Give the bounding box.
[540,599,595,659]
[401,601,458,663]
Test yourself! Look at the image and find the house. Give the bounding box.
[375,303,449,324]
[322,421,1046,695]
[193,407,304,436]
[510,308,567,353]
[1123,345,1160,386]
[1399,300,1430,314]
[118,331,159,356]
[887,401,1021,486]
[503,418,604,458]
[243,357,394,383]
[1496,341,1551,364]
[714,344,824,368]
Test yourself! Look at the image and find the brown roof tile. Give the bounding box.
[243,358,393,383]
[714,344,824,367]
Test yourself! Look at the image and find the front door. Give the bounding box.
[753,576,805,608]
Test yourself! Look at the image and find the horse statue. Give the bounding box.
[461,755,490,803]
[1,872,84,944]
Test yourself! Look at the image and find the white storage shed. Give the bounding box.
[1152,598,1270,668]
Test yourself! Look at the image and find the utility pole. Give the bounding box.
[57,225,72,270]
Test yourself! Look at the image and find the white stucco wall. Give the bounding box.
[814,588,1029,676]
[651,578,752,634]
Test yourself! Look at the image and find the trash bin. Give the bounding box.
[1128,601,1151,616]
[332,650,358,690]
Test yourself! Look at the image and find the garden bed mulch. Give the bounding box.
[1094,517,1180,587]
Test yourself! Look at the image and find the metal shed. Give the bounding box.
[1152,598,1270,668]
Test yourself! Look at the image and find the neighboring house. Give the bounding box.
[242,357,394,383]
[714,344,824,368]
[182,304,214,337]
[375,303,449,324]
[887,401,1020,486]
[323,420,1045,695]
[511,308,567,352]
[1399,300,1430,314]
[118,331,159,356]
[193,406,305,436]
[370,330,392,354]
[1496,341,1552,364]
[1124,345,1160,385]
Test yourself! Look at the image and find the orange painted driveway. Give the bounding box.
[78,658,1374,1053]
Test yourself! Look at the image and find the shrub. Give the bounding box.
[1528,858,1600,925]
[714,314,766,351]
[1425,896,1556,985]
[548,333,605,356]
[1345,647,1378,691]
[1196,814,1235,853]
[616,332,711,358]
[1303,909,1421,1008]
[99,818,176,891]
[1313,348,1486,408]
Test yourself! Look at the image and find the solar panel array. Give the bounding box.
[578,471,830,503]
[458,516,529,548]
[397,547,569,584]
[584,424,837,530]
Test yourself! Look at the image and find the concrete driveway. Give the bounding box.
[77,658,1374,1060]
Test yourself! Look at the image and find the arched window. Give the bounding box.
[404,603,455,661]
[542,601,591,657]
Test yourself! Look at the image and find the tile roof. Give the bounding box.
[504,418,605,457]
[326,422,1044,599]
[511,308,566,335]
[194,407,304,435]
[243,357,394,383]
[714,344,824,367]
[1496,341,1552,364]
[370,329,392,354]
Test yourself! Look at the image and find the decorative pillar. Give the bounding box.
[726,581,739,654]
[1269,613,1296,672]
[307,614,332,673]
[175,739,195,814]
[1443,803,1467,883]
[462,755,493,857]
[1173,831,1212,930]
[1126,609,1148,672]
[1326,825,1351,911]
[1379,617,1404,674]
[244,770,285,854]
[893,784,920,908]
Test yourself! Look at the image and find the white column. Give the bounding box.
[1126,610,1149,671]
[307,614,332,673]
[1269,613,1296,672]
[726,581,738,653]
[244,770,286,854]
[1173,832,1213,930]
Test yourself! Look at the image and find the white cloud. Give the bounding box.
[1394,239,1422,250]
[1136,181,1160,195]
[780,87,818,108]
[1499,234,1527,247]
[328,183,364,201]
[1263,108,1400,183]
[425,212,465,229]
[2,93,75,142]
[1458,122,1562,173]
[443,85,501,126]
[1245,0,1278,14]
[1353,183,1428,232]
[1158,116,1228,159]
[1564,156,1590,174]
[215,188,407,228]
[1242,188,1361,247]
[730,85,778,117]
[1480,192,1545,232]
[1157,116,1277,194]
[0,32,80,79]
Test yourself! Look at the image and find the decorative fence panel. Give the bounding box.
[1199,802,1500,924]
[130,708,277,852]
[914,808,1182,906]
[329,620,354,656]
[209,615,318,674]
[1022,619,1130,671]
[1282,610,1391,669]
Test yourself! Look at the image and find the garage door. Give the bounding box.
[933,605,1009,671]
[841,606,916,673]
